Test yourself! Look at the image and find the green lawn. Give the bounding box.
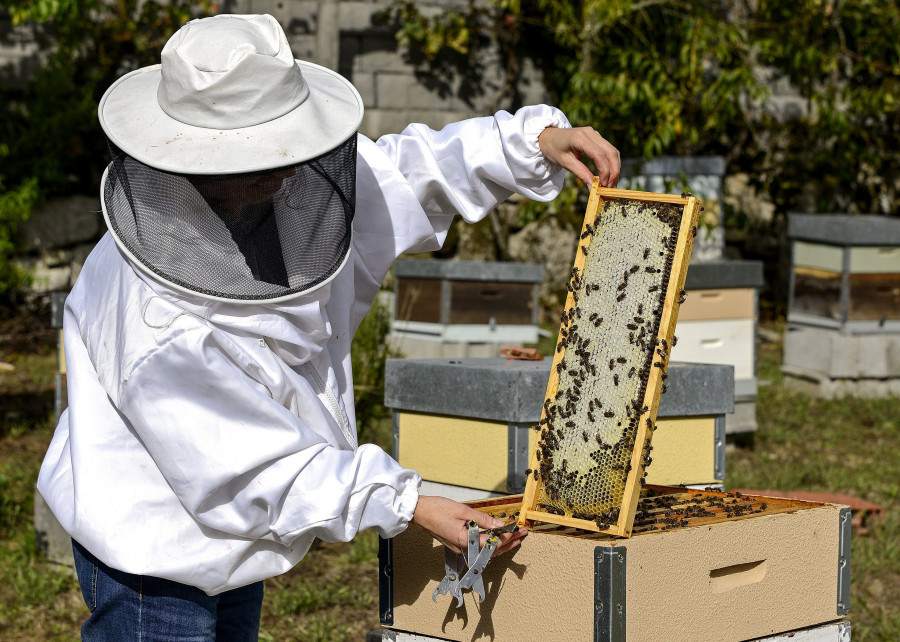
[0,325,897,640]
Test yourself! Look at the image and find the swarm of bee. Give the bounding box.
[530,198,690,526]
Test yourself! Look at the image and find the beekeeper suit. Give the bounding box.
[37,12,619,616]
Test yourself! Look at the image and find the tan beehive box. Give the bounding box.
[378,488,851,642]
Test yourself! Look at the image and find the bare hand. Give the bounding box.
[538,126,621,188]
[411,495,527,556]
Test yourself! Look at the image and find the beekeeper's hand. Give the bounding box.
[539,125,620,188]
[412,495,527,556]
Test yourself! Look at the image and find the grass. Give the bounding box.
[0,324,897,640]
[728,329,900,641]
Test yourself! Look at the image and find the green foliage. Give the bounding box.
[383,0,476,59]
[0,162,39,295]
[0,0,209,298]
[385,0,900,221]
[351,295,398,446]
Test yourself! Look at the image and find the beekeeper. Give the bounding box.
[37,13,620,639]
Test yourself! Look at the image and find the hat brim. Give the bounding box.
[99,60,363,175]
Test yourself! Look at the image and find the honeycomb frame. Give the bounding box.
[517,182,702,537]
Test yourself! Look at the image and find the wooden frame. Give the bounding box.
[517,182,702,536]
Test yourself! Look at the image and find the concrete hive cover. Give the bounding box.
[518,182,702,536]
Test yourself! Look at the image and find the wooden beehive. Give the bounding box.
[517,184,701,535]
[380,488,851,642]
[384,358,733,497]
[391,259,544,358]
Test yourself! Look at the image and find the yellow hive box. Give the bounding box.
[385,359,733,495]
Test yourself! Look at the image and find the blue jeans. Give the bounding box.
[72,540,263,641]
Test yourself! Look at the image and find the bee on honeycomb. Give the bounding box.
[533,197,690,523]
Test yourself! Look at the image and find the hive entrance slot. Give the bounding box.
[709,559,768,593]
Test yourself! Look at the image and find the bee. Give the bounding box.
[678,289,687,304]
[643,247,650,259]
[582,431,589,442]
[617,357,627,364]
[628,367,636,378]
[613,374,619,386]
[648,285,659,293]
[580,245,588,256]
[604,410,614,418]
[637,304,644,315]
[630,264,640,274]
[609,359,615,370]
[533,469,539,480]
[691,225,697,237]
[672,335,678,347]
[580,224,594,239]
[626,323,638,331]
[587,411,595,422]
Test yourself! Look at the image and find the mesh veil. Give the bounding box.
[103,135,357,302]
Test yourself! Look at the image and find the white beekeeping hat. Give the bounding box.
[97,14,363,303]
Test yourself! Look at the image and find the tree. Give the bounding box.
[382,0,900,225]
[0,0,210,300]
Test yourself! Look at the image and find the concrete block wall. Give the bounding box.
[232,0,551,139]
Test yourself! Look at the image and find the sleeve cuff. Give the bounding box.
[395,476,421,524]
[497,104,572,198]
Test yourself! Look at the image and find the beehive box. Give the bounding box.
[619,156,725,262]
[670,260,763,434]
[787,214,900,332]
[375,620,852,642]
[33,291,74,569]
[784,214,900,397]
[379,488,851,642]
[391,259,544,358]
[385,358,732,496]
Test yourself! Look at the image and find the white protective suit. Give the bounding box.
[38,105,569,595]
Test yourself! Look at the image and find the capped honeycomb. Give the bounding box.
[519,184,700,536]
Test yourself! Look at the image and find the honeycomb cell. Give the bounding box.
[535,198,685,524]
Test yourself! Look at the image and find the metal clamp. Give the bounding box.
[432,521,501,607]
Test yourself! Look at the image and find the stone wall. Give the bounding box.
[230,0,549,138]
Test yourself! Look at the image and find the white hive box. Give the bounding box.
[668,260,764,434]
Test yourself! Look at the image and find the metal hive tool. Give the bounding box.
[517,183,701,536]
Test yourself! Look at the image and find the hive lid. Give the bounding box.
[384,358,733,421]
[394,259,545,283]
[517,183,701,537]
[684,260,764,290]
[788,213,900,246]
